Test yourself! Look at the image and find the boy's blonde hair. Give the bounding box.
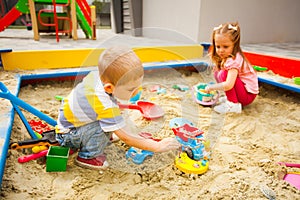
[210,22,248,70]
[98,46,143,86]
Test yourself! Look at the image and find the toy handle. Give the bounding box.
[10,140,53,150]
[18,150,48,163]
[0,82,11,99]
[118,103,143,113]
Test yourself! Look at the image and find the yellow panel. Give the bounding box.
[133,45,203,62]
[2,45,203,70]
[2,49,104,70]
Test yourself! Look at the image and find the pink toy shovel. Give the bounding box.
[118,101,164,120]
[278,162,300,190]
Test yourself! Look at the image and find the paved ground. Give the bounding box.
[0,28,299,60]
[0,28,192,50]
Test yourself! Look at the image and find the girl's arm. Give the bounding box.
[113,126,180,153]
[205,68,238,92]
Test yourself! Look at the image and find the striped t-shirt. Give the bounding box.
[56,71,125,133]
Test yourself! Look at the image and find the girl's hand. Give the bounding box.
[156,137,181,152]
[205,85,211,93]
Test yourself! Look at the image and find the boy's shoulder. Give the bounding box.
[82,71,101,85]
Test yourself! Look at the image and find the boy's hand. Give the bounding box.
[156,137,181,152]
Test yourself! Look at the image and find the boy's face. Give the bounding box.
[113,77,143,101]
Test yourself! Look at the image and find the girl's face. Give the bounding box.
[214,33,234,59]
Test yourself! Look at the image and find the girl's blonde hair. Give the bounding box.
[98,46,144,86]
[210,22,248,70]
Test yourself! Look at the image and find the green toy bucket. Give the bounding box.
[46,146,69,172]
[195,83,213,102]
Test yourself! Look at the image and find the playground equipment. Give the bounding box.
[0,0,96,41]
[37,0,72,42]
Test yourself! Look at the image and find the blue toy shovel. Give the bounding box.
[125,132,160,164]
[0,82,57,139]
[126,147,154,164]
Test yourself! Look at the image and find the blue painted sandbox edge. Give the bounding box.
[258,77,300,93]
[20,70,92,80]
[0,76,21,189]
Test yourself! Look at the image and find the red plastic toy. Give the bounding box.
[28,119,52,134]
[172,124,204,142]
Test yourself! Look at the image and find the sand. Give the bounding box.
[0,67,300,199]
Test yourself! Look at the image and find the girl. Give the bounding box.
[205,22,259,114]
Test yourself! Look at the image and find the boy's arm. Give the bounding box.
[114,127,180,153]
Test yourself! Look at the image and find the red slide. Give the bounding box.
[0,7,22,32]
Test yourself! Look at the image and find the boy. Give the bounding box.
[55,46,180,170]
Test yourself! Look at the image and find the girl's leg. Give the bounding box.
[234,80,257,106]
[216,70,238,103]
[217,70,257,106]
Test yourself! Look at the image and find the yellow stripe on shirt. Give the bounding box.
[63,97,86,127]
[83,72,121,120]
[97,107,121,120]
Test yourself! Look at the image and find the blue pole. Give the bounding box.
[0,82,57,126]
[12,103,38,139]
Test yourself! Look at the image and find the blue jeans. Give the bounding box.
[56,121,112,159]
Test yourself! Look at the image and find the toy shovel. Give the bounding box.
[118,101,164,120]
[126,132,161,164]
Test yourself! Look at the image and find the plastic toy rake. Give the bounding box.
[0,82,57,139]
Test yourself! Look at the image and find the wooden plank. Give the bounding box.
[90,5,96,40]
[71,0,78,40]
[28,0,40,41]
[2,46,203,70]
